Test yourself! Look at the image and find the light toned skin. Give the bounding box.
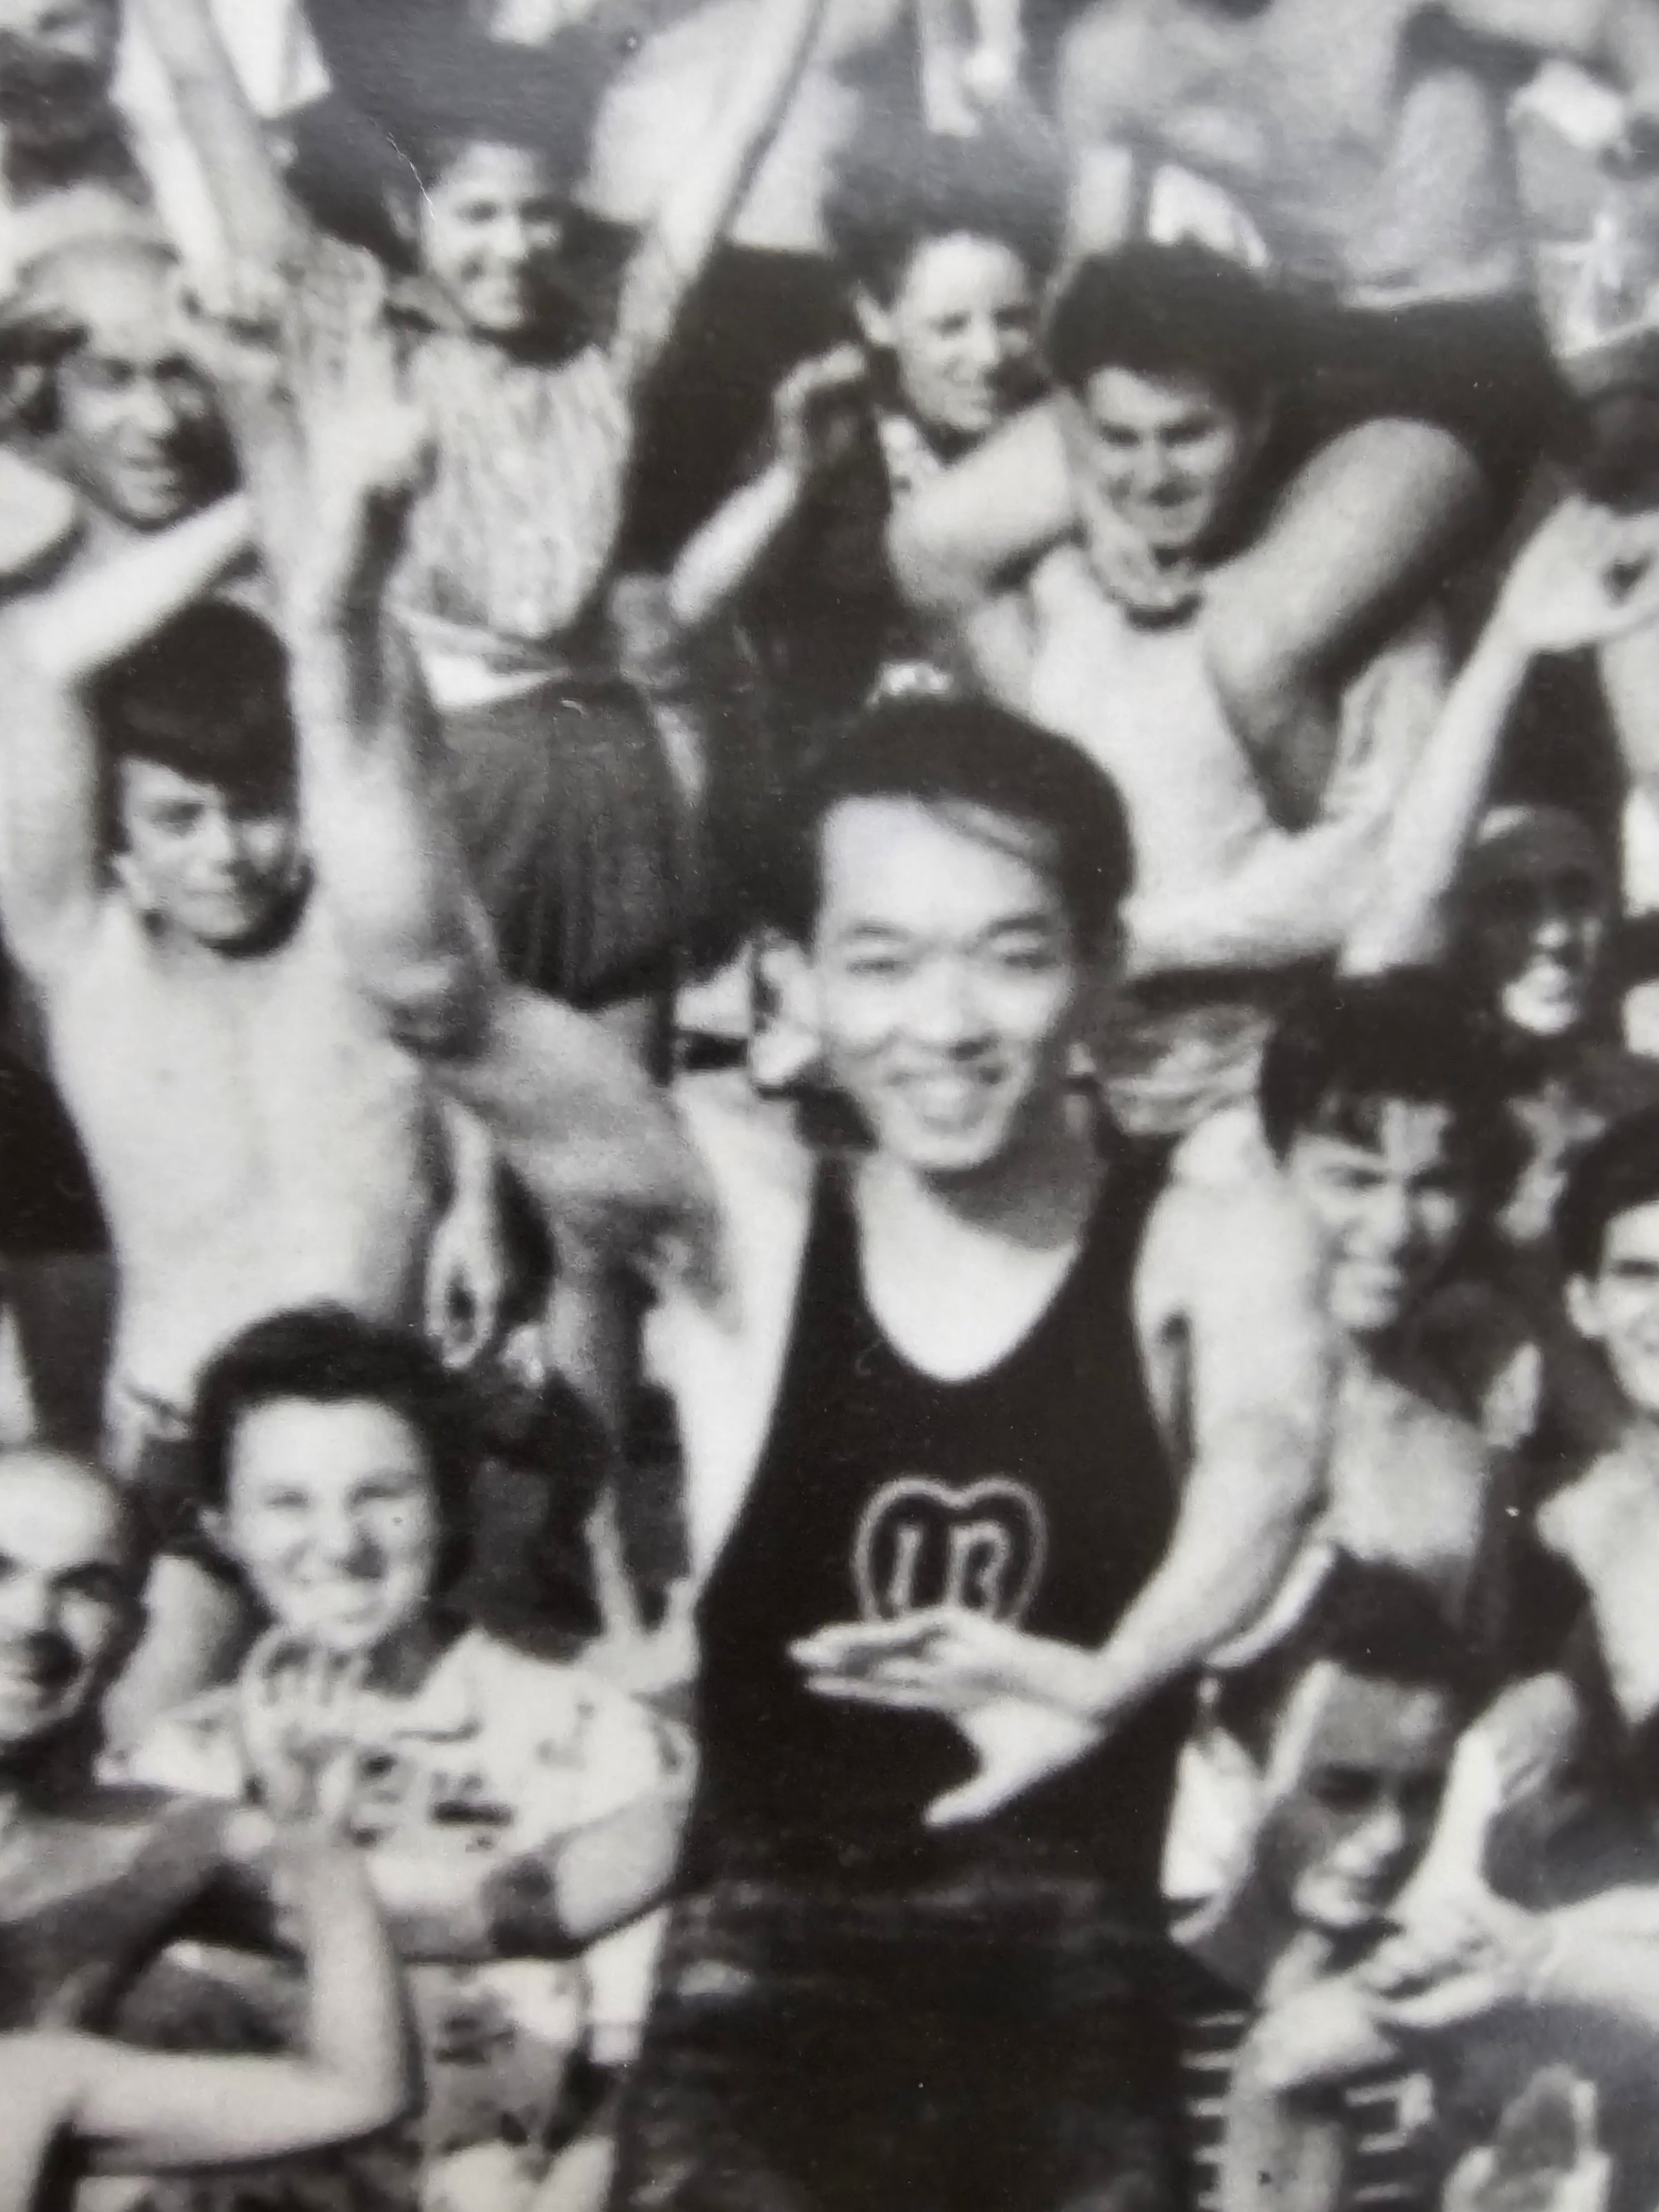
[1217,1667,1463,2212]
[1044,0,1659,818]
[0,491,505,1735]
[265,378,1337,1825]
[0,1833,413,2212]
[901,359,1443,975]
[30,246,229,541]
[214,1396,447,1676]
[1282,1103,1496,1621]
[670,228,1042,635]
[0,1443,678,2103]
[1344,497,1659,988]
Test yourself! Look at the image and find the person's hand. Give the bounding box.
[771,344,870,487]
[1441,2068,1610,2212]
[792,1608,1107,1824]
[1494,496,1659,656]
[1057,395,1204,621]
[1356,1890,1550,2037]
[424,1194,509,1370]
[178,258,294,424]
[238,1627,371,1835]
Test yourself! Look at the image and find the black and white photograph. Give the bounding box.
[6,4,1659,2210]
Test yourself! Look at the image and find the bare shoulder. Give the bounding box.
[655,1069,814,1326]
[1137,1161,1323,1334]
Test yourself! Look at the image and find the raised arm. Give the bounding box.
[609,0,832,397]
[888,400,1076,621]
[0,497,254,981]
[1342,498,1659,977]
[261,341,713,1269]
[133,0,302,272]
[75,1834,413,2171]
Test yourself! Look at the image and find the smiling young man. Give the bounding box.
[243,354,1338,2212]
[1257,975,1518,1634]
[889,244,1447,1147]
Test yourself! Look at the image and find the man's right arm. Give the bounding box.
[271,373,715,1274]
[0,498,254,983]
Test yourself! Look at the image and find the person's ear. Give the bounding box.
[850,287,894,354]
[1565,1273,1606,1344]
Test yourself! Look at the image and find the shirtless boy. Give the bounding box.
[1260,973,1515,1634]
[0,509,503,1735]
[894,243,1446,1141]
[250,360,1340,2210]
[923,0,1659,796]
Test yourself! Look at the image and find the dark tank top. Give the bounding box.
[688,1150,1192,1890]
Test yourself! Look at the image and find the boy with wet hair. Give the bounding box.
[0,532,504,1739]
[892,243,1450,1151]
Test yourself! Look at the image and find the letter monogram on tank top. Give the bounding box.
[853,1476,1048,1623]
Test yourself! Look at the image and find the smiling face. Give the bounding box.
[1078,362,1261,561]
[1259,1665,1459,1939]
[414,140,570,339]
[865,231,1042,447]
[114,758,303,951]
[799,796,1092,1181]
[222,1397,444,1659]
[1568,1197,1659,1421]
[1286,1100,1474,1341]
[0,1452,143,1759]
[50,254,229,529]
[0,0,118,140]
[1465,866,1609,1042]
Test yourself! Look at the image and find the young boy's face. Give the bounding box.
[115,758,303,952]
[803,795,1094,1182]
[1285,1098,1473,1340]
[1568,1197,1659,1419]
[1257,1664,1459,1940]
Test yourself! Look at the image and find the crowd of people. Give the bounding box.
[15,3,1659,2211]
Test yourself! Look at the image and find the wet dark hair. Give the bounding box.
[193,1305,474,1600]
[822,113,1063,306]
[765,693,1134,950]
[1556,1103,1659,1279]
[1259,971,1517,1198]
[1046,242,1288,414]
[95,602,296,803]
[1217,1551,1477,1761]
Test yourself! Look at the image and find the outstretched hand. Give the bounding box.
[238,1627,371,1835]
[1494,496,1659,656]
[792,1607,1107,1825]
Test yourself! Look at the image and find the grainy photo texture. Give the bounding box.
[5,5,1659,2211]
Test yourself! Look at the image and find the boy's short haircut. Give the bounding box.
[194,1304,473,1591]
[766,693,1134,950]
[1259,970,1515,1192]
[822,113,1064,304]
[1045,242,1288,415]
[1556,1102,1659,1280]
[95,601,296,801]
[1216,1549,1476,1761]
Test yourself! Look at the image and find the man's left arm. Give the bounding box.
[796,1177,1333,1821]
[1086,1177,1333,1721]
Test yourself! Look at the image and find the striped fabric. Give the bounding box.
[291,236,632,651]
[1181,2002,1429,2212]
